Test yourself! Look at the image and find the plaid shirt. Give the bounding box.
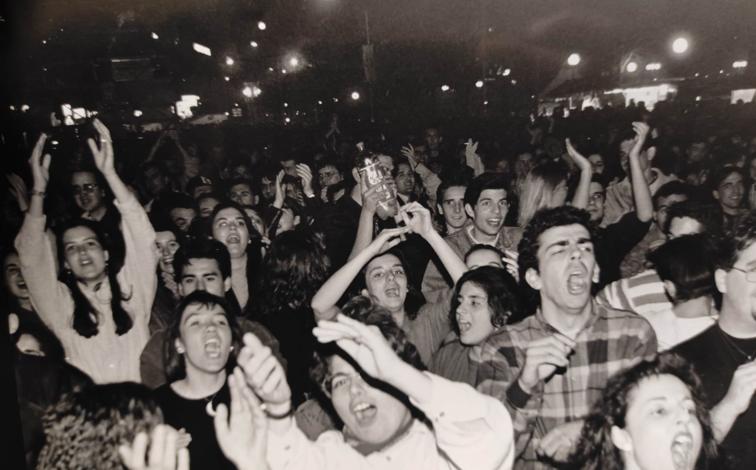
[475,300,657,469]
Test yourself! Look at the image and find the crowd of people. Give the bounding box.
[4,98,756,470]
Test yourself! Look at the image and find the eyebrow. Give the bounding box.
[64,237,99,246]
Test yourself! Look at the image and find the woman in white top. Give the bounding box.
[15,120,157,383]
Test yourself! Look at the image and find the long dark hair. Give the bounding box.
[56,218,133,338]
[569,353,719,470]
[210,201,262,302]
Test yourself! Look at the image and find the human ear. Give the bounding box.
[524,268,542,290]
[610,425,633,452]
[592,264,600,284]
[175,338,185,354]
[714,268,728,295]
[464,204,475,219]
[662,280,677,300]
[224,277,232,293]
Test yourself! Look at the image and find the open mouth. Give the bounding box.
[204,337,222,358]
[458,320,472,332]
[671,431,694,468]
[486,218,503,227]
[351,402,378,423]
[566,269,588,295]
[226,235,241,244]
[384,287,400,298]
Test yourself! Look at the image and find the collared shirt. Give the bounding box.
[475,301,657,469]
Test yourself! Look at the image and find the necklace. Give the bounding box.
[717,326,756,362]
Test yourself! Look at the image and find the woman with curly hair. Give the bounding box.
[569,353,720,470]
[15,121,158,384]
[36,382,163,470]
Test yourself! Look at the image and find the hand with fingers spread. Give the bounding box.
[214,368,270,470]
[119,425,190,470]
[296,163,315,198]
[518,334,576,393]
[7,173,30,212]
[536,419,584,463]
[565,138,592,173]
[313,314,402,383]
[86,118,116,176]
[28,134,52,194]
[273,170,285,209]
[465,139,484,176]
[400,144,419,170]
[237,332,292,418]
[369,226,411,254]
[399,202,434,239]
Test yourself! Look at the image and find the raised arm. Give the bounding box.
[311,227,410,321]
[346,185,379,261]
[627,122,654,222]
[566,138,592,209]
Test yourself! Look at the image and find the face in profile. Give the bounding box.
[612,374,703,470]
[326,354,411,446]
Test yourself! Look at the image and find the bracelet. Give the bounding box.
[30,189,46,197]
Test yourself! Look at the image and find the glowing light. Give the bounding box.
[242,86,253,98]
[281,68,287,74]
[42,40,47,45]
[695,96,702,101]
[511,79,517,85]
[224,76,230,81]
[351,91,361,101]
[317,100,323,105]
[567,53,581,66]
[645,62,662,71]
[333,97,339,103]
[257,21,267,31]
[133,110,143,117]
[268,67,274,72]
[21,104,29,112]
[151,32,159,40]
[252,86,262,97]
[192,43,212,56]
[288,56,300,68]
[475,80,484,88]
[672,37,689,54]
[733,60,748,69]
[283,102,289,108]
[626,61,638,73]
[225,57,235,66]
[250,41,259,48]
[502,68,511,76]
[284,117,291,123]
[9,105,15,111]
[440,84,450,92]
[483,100,489,105]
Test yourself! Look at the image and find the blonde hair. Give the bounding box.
[517,160,569,227]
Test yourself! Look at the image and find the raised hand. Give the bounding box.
[536,419,584,463]
[361,184,382,215]
[28,134,51,192]
[236,332,291,416]
[313,314,401,382]
[214,368,269,470]
[273,170,285,209]
[465,139,484,176]
[86,118,116,176]
[7,173,30,211]
[632,121,650,143]
[565,138,592,173]
[119,425,189,470]
[369,226,411,254]
[296,163,314,197]
[518,334,575,393]
[400,144,419,170]
[502,249,519,282]
[399,202,434,238]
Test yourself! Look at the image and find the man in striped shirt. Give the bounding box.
[475,206,657,469]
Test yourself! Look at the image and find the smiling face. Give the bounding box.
[327,354,411,446]
[71,171,105,213]
[438,186,467,232]
[3,253,29,301]
[175,302,233,377]
[713,172,745,212]
[455,281,495,345]
[364,254,407,313]
[466,189,509,237]
[155,231,180,274]
[62,226,109,284]
[527,224,597,314]
[212,207,250,258]
[615,374,703,470]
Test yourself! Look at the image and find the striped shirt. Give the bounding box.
[475,301,657,469]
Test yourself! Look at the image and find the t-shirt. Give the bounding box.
[153,382,235,470]
[673,325,756,470]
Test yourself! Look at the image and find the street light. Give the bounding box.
[351,91,361,101]
[672,37,689,54]
[733,60,748,69]
[257,21,267,31]
[242,86,253,98]
[626,61,638,73]
[225,57,235,66]
[288,56,300,68]
[475,80,484,88]
[250,41,259,48]
[567,53,581,66]
[440,84,450,92]
[133,110,143,117]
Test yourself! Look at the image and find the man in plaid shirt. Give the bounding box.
[475,207,657,469]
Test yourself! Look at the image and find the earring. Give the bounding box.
[176,346,185,354]
[229,345,234,351]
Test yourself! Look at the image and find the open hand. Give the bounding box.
[237,333,291,416]
[87,118,116,175]
[28,134,51,192]
[296,163,314,197]
[119,425,189,470]
[565,138,591,173]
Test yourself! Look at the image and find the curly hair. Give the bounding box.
[715,210,756,270]
[56,218,133,338]
[257,228,331,314]
[517,206,596,314]
[449,266,523,337]
[36,382,163,470]
[568,353,719,470]
[164,291,242,382]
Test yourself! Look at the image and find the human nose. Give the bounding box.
[348,375,365,395]
[451,201,462,213]
[569,244,583,260]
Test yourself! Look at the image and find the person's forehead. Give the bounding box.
[658,194,687,207]
[466,250,502,267]
[366,253,401,270]
[71,172,96,183]
[329,354,358,376]
[425,128,439,137]
[215,207,244,220]
[319,165,337,173]
[3,253,20,270]
[231,183,251,192]
[185,257,221,274]
[460,281,487,297]
[181,302,226,321]
[669,216,701,233]
[719,172,744,185]
[537,223,591,247]
[155,231,176,242]
[589,181,605,194]
[443,186,466,200]
[477,188,507,202]
[171,207,195,215]
[629,374,692,409]
[588,153,603,161]
[63,225,97,242]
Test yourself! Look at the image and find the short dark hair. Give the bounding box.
[709,165,746,192]
[663,200,723,235]
[652,181,694,209]
[570,353,719,470]
[715,210,756,270]
[164,291,242,382]
[36,382,163,470]
[226,178,256,195]
[172,238,231,281]
[463,172,511,209]
[435,172,472,209]
[449,266,523,335]
[517,206,596,311]
[163,191,198,212]
[464,244,506,264]
[647,234,719,304]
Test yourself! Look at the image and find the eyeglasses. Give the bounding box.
[731,267,756,283]
[72,183,98,196]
